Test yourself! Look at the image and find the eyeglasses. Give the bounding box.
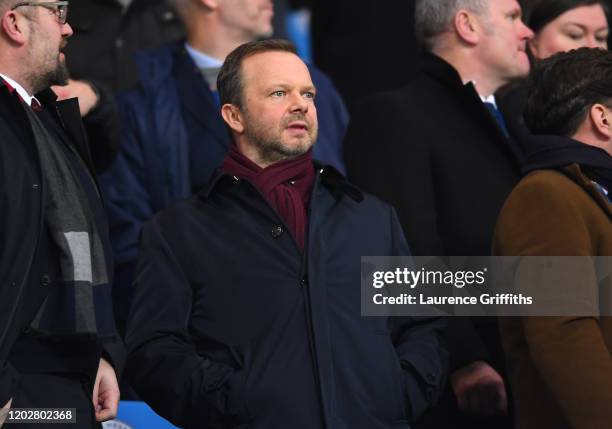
[11,1,69,24]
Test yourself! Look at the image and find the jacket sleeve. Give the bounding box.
[125,217,238,427]
[388,207,449,419]
[493,177,612,428]
[82,80,120,174]
[98,90,156,332]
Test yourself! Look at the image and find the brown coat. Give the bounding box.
[493,164,612,429]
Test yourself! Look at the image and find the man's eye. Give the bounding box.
[303,92,315,99]
[508,12,520,21]
[271,91,285,97]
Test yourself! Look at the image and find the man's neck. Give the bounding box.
[186,20,252,61]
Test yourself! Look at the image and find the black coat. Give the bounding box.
[125,167,448,429]
[343,53,523,428]
[0,86,123,407]
[63,0,185,173]
[65,0,185,93]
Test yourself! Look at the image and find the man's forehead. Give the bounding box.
[242,51,313,86]
[490,0,522,14]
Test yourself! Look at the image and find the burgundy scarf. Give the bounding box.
[221,145,315,250]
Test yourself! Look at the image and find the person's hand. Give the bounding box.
[0,398,12,427]
[451,360,507,416]
[51,79,99,117]
[92,358,119,422]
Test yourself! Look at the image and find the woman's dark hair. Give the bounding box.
[522,0,609,34]
[524,47,612,136]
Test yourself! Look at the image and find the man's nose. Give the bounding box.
[520,21,534,40]
[289,92,309,112]
[62,22,74,38]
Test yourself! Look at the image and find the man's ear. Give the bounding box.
[590,103,611,138]
[1,10,28,45]
[221,104,245,134]
[454,10,480,45]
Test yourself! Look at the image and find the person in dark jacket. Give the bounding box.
[0,2,122,427]
[344,0,533,428]
[48,0,186,174]
[125,38,448,429]
[99,0,349,332]
[64,0,185,93]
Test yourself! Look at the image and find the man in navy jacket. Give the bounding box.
[125,39,447,429]
[100,0,348,331]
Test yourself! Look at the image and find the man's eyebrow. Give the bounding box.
[263,83,317,92]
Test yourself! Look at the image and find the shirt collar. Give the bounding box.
[465,78,498,108]
[0,73,40,107]
[480,93,498,108]
[184,43,224,69]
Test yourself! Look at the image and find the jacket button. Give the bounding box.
[271,224,284,238]
[426,373,436,383]
[41,275,51,286]
[300,276,308,287]
[32,183,40,190]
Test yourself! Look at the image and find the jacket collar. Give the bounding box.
[173,43,228,141]
[0,85,96,179]
[134,41,229,140]
[202,161,364,203]
[419,52,466,94]
[420,52,524,169]
[562,164,611,218]
[36,88,95,174]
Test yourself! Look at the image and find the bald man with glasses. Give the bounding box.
[0,1,122,428]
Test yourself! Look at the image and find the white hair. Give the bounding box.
[415,0,489,50]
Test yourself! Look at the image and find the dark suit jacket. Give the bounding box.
[0,86,123,407]
[344,53,523,427]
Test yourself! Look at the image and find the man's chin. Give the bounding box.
[282,138,314,156]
